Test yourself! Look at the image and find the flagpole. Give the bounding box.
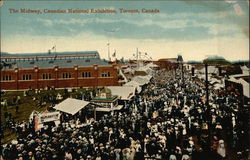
[107,43,110,61]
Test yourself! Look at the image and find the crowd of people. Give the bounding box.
[1,69,249,160]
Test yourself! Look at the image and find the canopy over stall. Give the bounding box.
[107,86,136,100]
[95,105,123,112]
[54,98,90,115]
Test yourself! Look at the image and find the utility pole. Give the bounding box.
[205,63,211,148]
[182,63,184,84]
[205,63,209,107]
[136,48,139,68]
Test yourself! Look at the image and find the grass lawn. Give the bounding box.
[1,87,99,144]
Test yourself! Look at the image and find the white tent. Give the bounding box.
[54,98,90,115]
[132,76,151,85]
[241,66,250,75]
[107,86,136,100]
[228,77,250,98]
[123,68,135,74]
[146,63,158,68]
[196,66,219,75]
[124,81,142,93]
[238,78,250,98]
[124,80,141,87]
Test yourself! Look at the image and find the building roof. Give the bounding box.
[158,58,177,62]
[53,98,90,115]
[1,58,111,69]
[1,51,99,57]
[204,56,225,60]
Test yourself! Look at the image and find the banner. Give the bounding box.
[38,111,60,123]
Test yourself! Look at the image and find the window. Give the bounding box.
[2,75,12,81]
[82,72,91,77]
[22,74,32,80]
[61,73,72,79]
[42,73,52,79]
[101,72,111,77]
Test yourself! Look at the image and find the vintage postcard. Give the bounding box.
[1,0,249,160]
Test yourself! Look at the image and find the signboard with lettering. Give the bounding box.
[38,111,60,123]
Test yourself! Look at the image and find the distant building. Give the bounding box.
[0,51,119,90]
[203,56,230,65]
[155,58,179,70]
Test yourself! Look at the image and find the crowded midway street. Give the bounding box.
[1,68,249,160]
[1,0,249,159]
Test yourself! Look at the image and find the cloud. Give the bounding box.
[2,32,248,61]
[144,10,234,20]
[36,18,53,26]
[34,13,239,38]
[37,18,88,26]
[5,8,247,43]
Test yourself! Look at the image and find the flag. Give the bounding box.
[52,45,56,51]
[112,50,116,57]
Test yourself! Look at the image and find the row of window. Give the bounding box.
[23,74,32,80]
[82,72,91,77]
[1,72,112,81]
[2,75,12,81]
[3,55,99,62]
[42,73,52,79]
[2,74,32,81]
[101,72,111,77]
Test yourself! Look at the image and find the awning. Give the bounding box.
[107,86,136,100]
[54,98,90,115]
[95,105,123,112]
[228,77,250,98]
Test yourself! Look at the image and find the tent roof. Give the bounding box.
[132,75,152,85]
[124,80,141,87]
[228,77,250,98]
[107,86,136,100]
[54,98,89,115]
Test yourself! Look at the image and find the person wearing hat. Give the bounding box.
[27,151,35,160]
[65,151,73,160]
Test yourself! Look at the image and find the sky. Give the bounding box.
[0,0,249,61]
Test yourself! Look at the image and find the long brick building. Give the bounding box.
[0,51,119,90]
